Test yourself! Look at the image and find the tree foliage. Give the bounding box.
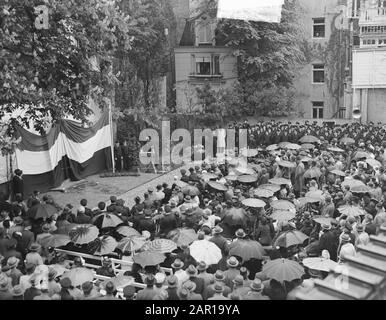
[0,0,133,135]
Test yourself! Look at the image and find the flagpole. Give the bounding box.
[108,100,115,173]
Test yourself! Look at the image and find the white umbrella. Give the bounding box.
[302,257,338,272]
[189,239,222,265]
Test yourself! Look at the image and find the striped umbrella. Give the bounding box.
[117,236,147,253]
[167,228,197,247]
[146,239,177,254]
[90,236,118,256]
[92,212,123,229]
[69,224,99,245]
[132,251,165,267]
[262,258,304,283]
[40,234,71,248]
[116,226,141,238]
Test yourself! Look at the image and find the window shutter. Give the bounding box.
[191,54,195,74]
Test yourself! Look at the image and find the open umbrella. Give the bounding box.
[270,210,296,222]
[54,223,78,235]
[241,149,258,157]
[258,184,281,193]
[28,203,58,220]
[328,147,344,153]
[302,257,338,272]
[90,236,118,256]
[338,205,365,217]
[69,224,99,245]
[92,212,123,229]
[201,173,218,181]
[266,144,279,151]
[132,251,165,267]
[330,169,346,177]
[341,179,365,189]
[350,184,371,193]
[49,264,68,277]
[297,197,320,205]
[299,135,320,144]
[274,230,309,248]
[207,181,228,192]
[182,185,200,196]
[269,178,291,186]
[147,239,177,254]
[312,215,336,225]
[117,236,147,253]
[271,200,295,211]
[235,167,256,175]
[116,226,141,238]
[241,198,266,208]
[262,258,304,283]
[340,137,355,144]
[40,234,71,248]
[238,175,258,184]
[305,190,324,201]
[189,239,222,265]
[366,158,381,168]
[224,174,238,181]
[229,239,265,262]
[303,167,322,179]
[254,189,274,198]
[354,151,371,160]
[224,208,248,226]
[167,228,197,247]
[62,267,94,287]
[101,275,134,290]
[285,143,301,150]
[277,160,296,168]
[301,143,315,150]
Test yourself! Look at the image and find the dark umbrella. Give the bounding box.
[223,208,248,226]
[229,239,265,262]
[28,203,58,220]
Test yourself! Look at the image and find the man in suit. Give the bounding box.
[114,141,122,172]
[12,169,24,201]
[136,275,158,300]
[122,140,130,171]
[223,256,241,288]
[318,224,338,262]
[138,209,156,237]
[158,205,178,237]
[209,226,229,256]
[184,265,205,296]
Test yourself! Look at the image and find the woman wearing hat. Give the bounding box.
[25,243,43,267]
[337,233,356,264]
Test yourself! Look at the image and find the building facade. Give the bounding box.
[351,0,386,123]
[174,4,238,112]
[293,0,352,120]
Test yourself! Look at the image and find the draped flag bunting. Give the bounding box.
[15,112,112,196]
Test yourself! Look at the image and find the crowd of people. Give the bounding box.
[1,120,386,300]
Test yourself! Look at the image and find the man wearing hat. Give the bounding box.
[136,275,158,300]
[6,256,22,286]
[123,285,136,300]
[0,273,13,300]
[47,268,61,298]
[158,205,178,237]
[209,226,229,256]
[12,169,24,201]
[223,256,240,288]
[171,259,188,288]
[318,223,338,262]
[184,265,204,296]
[165,275,180,300]
[207,283,229,300]
[232,275,250,297]
[242,279,269,300]
[196,261,213,286]
[97,281,118,300]
[25,243,43,266]
[182,280,202,300]
[203,270,231,299]
[138,209,156,238]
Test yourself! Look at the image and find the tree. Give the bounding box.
[0,0,134,135]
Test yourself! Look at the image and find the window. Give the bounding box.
[313,18,325,38]
[312,101,324,119]
[192,54,221,76]
[312,64,325,83]
[197,18,213,45]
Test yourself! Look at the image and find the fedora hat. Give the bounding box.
[235,229,246,238]
[29,243,41,252]
[321,223,331,231]
[183,280,197,292]
[171,259,184,270]
[167,275,178,288]
[196,261,208,271]
[11,284,24,297]
[227,256,239,268]
[7,256,20,269]
[13,216,24,226]
[250,279,264,291]
[214,283,223,294]
[186,265,198,277]
[212,226,223,235]
[214,270,225,282]
[232,275,244,286]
